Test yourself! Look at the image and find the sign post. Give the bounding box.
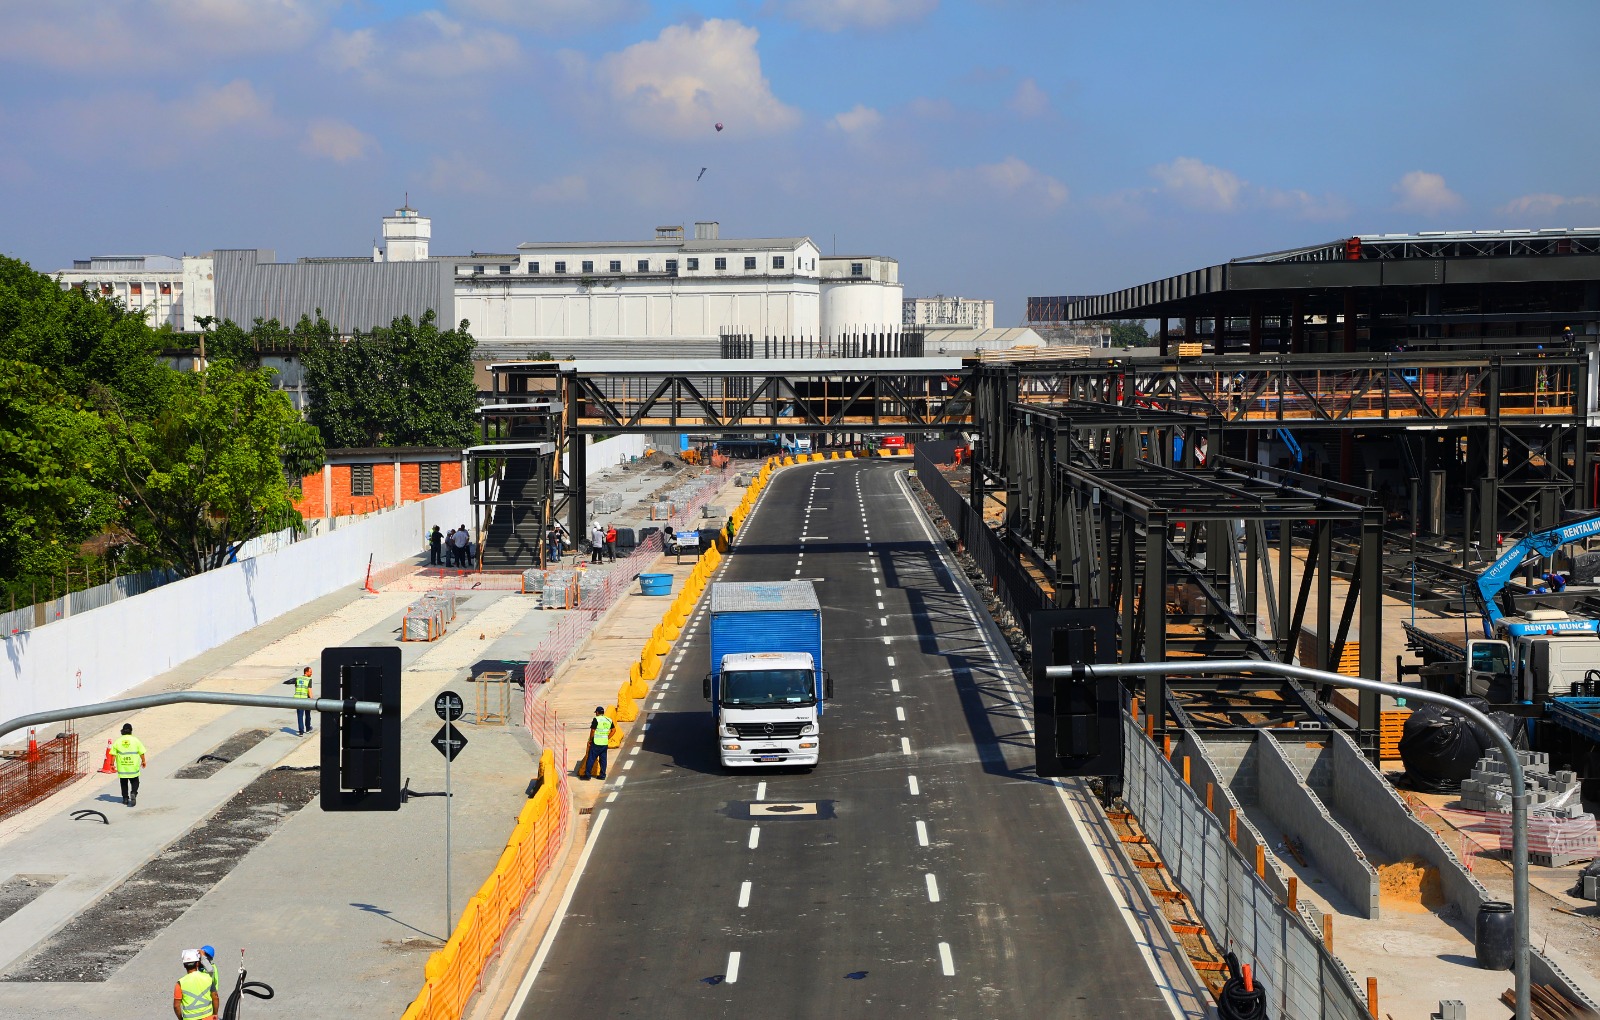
[432,691,467,933]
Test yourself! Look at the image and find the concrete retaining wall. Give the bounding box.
[1177,732,1291,901]
[0,487,469,743]
[1257,732,1380,918]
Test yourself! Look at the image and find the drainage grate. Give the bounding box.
[173,728,275,779]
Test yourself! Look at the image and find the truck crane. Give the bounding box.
[1472,511,1600,637]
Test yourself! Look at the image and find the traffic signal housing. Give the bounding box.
[321,646,402,811]
[1031,608,1122,781]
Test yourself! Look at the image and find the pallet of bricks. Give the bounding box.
[1464,749,1597,867]
[401,591,458,642]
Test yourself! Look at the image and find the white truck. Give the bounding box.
[703,581,831,768]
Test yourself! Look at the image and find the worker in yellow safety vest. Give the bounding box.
[292,666,314,737]
[583,706,613,780]
[174,948,218,1019]
[112,722,147,808]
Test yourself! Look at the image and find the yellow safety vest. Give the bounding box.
[177,969,214,1019]
[592,716,613,746]
[293,675,312,699]
[112,735,145,778]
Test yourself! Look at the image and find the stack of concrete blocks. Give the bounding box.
[592,492,622,514]
[539,570,578,610]
[702,505,725,519]
[1463,749,1597,866]
[576,566,608,605]
[651,501,676,521]
[1459,749,1580,813]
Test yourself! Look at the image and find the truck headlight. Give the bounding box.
[800,723,816,735]
[722,725,738,737]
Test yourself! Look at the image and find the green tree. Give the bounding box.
[97,363,320,576]
[0,360,120,604]
[1108,319,1153,347]
[300,309,477,448]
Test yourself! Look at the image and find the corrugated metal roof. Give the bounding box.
[213,249,454,333]
[515,237,814,252]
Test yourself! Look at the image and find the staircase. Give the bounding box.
[479,442,546,571]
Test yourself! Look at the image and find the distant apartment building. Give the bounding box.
[51,254,215,331]
[903,295,994,330]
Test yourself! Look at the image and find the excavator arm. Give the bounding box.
[1475,513,1600,635]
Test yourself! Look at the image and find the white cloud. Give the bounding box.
[1497,193,1600,220]
[326,11,520,88]
[1007,77,1050,118]
[975,156,1068,207]
[48,79,279,164]
[529,174,588,203]
[1393,170,1462,215]
[918,156,1068,210]
[425,153,499,195]
[772,0,938,32]
[597,20,800,137]
[171,79,275,133]
[0,0,329,69]
[449,0,646,32]
[1151,156,1244,212]
[831,104,882,134]
[301,118,378,163]
[1138,156,1346,221]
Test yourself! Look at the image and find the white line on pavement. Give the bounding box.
[886,655,895,666]
[901,737,912,755]
[507,808,610,1014]
[726,951,741,984]
[907,775,920,795]
[606,791,618,803]
[755,781,766,801]
[938,942,955,976]
[891,679,900,692]
[623,759,634,770]
[895,706,905,721]
[613,776,626,787]
[916,820,929,846]
[629,746,640,756]
[880,617,887,626]
[925,874,941,902]
[738,881,752,908]
[748,825,760,849]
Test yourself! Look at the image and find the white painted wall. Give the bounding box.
[0,487,469,742]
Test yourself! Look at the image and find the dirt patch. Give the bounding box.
[0,875,60,925]
[173,727,275,779]
[1378,856,1445,913]
[1,767,318,982]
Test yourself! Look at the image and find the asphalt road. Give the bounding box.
[514,460,1177,1019]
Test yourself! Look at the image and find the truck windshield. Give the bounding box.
[722,669,815,707]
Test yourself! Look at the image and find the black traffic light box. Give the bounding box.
[1031,608,1121,780]
[321,646,402,811]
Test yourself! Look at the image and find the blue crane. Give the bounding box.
[1474,512,1600,636]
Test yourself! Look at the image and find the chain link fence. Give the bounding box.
[1122,712,1370,1020]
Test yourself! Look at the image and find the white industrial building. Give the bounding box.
[50,254,215,331]
[903,294,995,330]
[52,209,910,353]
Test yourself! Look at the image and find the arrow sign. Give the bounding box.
[434,690,464,722]
[431,723,467,761]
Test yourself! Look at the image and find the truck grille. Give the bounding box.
[732,722,805,739]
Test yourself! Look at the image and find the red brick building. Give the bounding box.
[295,447,465,519]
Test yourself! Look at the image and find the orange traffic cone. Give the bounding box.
[98,740,116,774]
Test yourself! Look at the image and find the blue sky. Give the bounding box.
[2,0,1597,325]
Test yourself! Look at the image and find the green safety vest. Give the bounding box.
[592,716,613,746]
[177,969,214,1019]
[112,735,145,778]
[293,675,312,699]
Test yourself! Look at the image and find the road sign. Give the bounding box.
[431,723,467,761]
[434,690,464,722]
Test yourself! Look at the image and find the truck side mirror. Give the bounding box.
[703,673,712,700]
[824,670,834,700]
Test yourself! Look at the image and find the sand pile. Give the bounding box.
[1377,856,1445,913]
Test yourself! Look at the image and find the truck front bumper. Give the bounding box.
[720,742,818,767]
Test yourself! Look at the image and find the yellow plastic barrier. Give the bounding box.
[628,662,648,698]
[401,750,563,1020]
[612,691,638,721]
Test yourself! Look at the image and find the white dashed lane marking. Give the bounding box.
[925,874,941,903]
[726,951,741,984]
[916,820,929,846]
[938,942,955,976]
[748,826,760,849]
[738,881,752,908]
[907,775,920,796]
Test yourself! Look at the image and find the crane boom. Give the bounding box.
[1475,512,1600,635]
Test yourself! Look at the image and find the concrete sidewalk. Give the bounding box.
[0,457,753,1018]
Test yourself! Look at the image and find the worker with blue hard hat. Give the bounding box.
[199,945,219,1001]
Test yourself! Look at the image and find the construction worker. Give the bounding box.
[199,945,219,1002]
[174,948,218,1019]
[583,705,613,780]
[112,722,147,807]
[292,666,314,736]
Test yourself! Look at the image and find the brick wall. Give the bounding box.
[295,459,463,519]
